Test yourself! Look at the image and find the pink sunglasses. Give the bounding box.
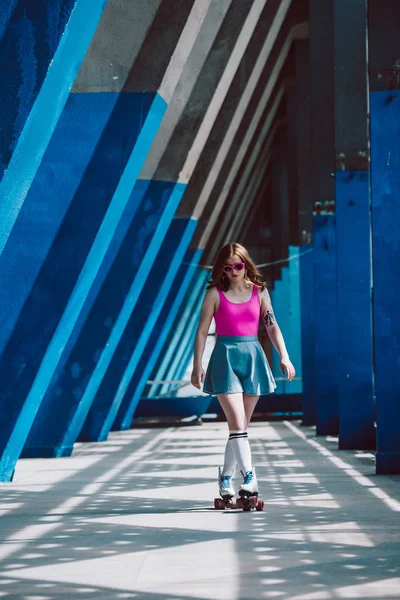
[223,261,245,274]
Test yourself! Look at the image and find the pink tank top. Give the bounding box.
[214,284,260,336]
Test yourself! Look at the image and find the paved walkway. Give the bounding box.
[0,421,399,600]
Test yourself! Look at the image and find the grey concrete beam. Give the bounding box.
[175,0,271,185]
[73,0,207,102]
[140,0,263,184]
[206,89,284,258]
[228,141,275,244]
[334,0,369,169]
[176,0,292,219]
[198,10,308,256]
[240,171,272,245]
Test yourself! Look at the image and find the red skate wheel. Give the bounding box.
[256,500,264,511]
[236,498,243,509]
[214,498,225,510]
[249,496,258,508]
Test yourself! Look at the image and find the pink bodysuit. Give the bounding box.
[214,284,260,336]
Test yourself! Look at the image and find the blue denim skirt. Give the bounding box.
[203,335,276,396]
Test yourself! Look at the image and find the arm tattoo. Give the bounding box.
[264,310,275,327]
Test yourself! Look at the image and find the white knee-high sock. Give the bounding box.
[228,430,252,474]
[222,438,237,476]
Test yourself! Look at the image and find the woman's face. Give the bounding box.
[222,254,246,283]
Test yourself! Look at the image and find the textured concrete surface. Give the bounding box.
[1,421,399,599]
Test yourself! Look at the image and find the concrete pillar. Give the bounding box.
[0,0,107,254]
[333,0,375,450]
[112,248,203,429]
[0,0,201,477]
[157,270,210,398]
[285,39,315,424]
[178,0,295,243]
[368,0,400,473]
[309,0,339,436]
[78,217,197,442]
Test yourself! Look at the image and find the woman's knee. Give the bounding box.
[217,393,246,431]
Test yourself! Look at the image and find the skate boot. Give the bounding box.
[214,467,236,510]
[237,467,264,511]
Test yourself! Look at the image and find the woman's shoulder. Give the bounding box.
[253,283,268,299]
[205,285,221,303]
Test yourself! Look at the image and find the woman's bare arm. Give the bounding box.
[260,287,295,380]
[191,288,218,389]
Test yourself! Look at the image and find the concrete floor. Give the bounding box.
[0,421,399,600]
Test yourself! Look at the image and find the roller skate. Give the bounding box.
[236,467,264,511]
[214,467,237,510]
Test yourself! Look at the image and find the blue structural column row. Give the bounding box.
[333,0,375,450]
[0,0,197,480]
[369,0,400,473]
[112,247,204,429]
[149,266,210,399]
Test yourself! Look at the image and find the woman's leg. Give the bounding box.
[218,393,252,475]
[243,394,260,429]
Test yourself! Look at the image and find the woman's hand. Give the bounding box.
[191,367,205,390]
[280,357,296,381]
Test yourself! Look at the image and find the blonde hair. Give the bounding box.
[206,243,266,292]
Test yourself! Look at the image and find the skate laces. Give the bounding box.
[243,470,253,485]
[220,474,232,489]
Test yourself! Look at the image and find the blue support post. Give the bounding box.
[112,248,203,429]
[151,269,209,397]
[0,0,107,253]
[0,98,167,473]
[78,218,197,442]
[161,272,209,395]
[313,215,339,435]
[300,245,316,425]
[370,90,400,473]
[333,0,375,450]
[335,172,375,449]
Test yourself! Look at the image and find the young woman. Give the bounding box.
[191,243,295,506]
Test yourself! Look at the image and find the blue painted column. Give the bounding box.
[313,215,339,435]
[150,268,210,397]
[370,92,400,472]
[0,0,107,252]
[112,248,203,429]
[369,0,400,473]
[335,173,375,448]
[309,0,338,436]
[160,270,209,397]
[300,246,316,425]
[78,217,197,442]
[333,0,375,450]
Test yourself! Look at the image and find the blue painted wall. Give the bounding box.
[157,269,209,397]
[0,0,76,179]
[0,90,167,479]
[112,248,203,429]
[370,90,400,474]
[0,0,108,255]
[148,267,209,398]
[22,176,175,457]
[78,217,197,442]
